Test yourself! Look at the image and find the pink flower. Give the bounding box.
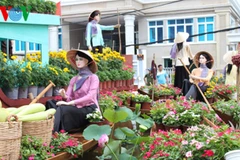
[42,142,47,147]
[186,151,192,158]
[182,140,188,145]
[230,106,235,109]
[60,130,65,133]
[28,156,34,160]
[98,134,109,148]
[196,142,203,150]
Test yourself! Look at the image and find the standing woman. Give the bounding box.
[170,32,193,89]
[46,49,100,133]
[185,51,214,101]
[86,10,120,53]
[223,51,237,86]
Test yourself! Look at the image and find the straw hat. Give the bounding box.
[174,32,189,43]
[223,51,238,64]
[67,49,98,73]
[193,51,214,68]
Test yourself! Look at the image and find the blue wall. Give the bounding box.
[0,13,60,64]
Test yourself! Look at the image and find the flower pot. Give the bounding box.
[126,79,131,86]
[89,119,109,125]
[124,98,131,107]
[99,82,103,90]
[3,87,19,99]
[207,97,215,104]
[45,87,53,97]
[106,81,111,89]
[115,80,119,87]
[224,150,240,160]
[164,124,181,131]
[131,100,137,107]
[37,86,45,97]
[28,86,38,98]
[18,87,28,99]
[155,123,165,131]
[181,125,190,133]
[141,102,151,110]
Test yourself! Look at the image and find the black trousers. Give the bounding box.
[46,100,97,133]
[91,38,103,53]
[182,80,208,101]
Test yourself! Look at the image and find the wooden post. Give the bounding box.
[117,8,122,54]
[30,81,55,104]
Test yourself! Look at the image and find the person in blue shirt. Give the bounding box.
[86,10,120,53]
[157,64,168,85]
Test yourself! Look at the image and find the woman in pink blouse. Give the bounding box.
[46,49,99,133]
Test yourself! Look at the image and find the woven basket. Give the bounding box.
[0,115,22,160]
[22,117,54,146]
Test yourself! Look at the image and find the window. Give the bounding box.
[58,26,62,49]
[15,41,40,52]
[148,20,163,43]
[197,17,214,41]
[167,18,193,43]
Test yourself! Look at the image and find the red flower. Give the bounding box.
[202,150,214,157]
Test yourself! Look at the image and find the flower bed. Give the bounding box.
[141,125,240,159]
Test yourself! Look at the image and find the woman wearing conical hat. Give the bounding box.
[46,49,100,133]
[223,51,237,86]
[184,51,214,101]
[170,32,194,89]
[86,10,120,53]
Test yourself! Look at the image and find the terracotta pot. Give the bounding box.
[111,81,115,88]
[106,81,111,89]
[119,80,122,87]
[164,124,181,131]
[99,82,103,90]
[155,123,165,131]
[89,119,109,125]
[141,102,151,110]
[115,80,119,87]
[124,98,131,107]
[126,79,131,86]
[122,80,126,87]
[103,81,107,89]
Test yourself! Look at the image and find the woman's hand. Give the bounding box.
[59,89,67,99]
[88,46,92,51]
[56,101,69,106]
[114,24,121,28]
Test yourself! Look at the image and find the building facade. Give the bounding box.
[60,0,240,72]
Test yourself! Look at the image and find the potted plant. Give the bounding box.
[1,61,19,99]
[86,109,109,125]
[131,94,151,108]
[150,102,169,131]
[17,63,32,98]
[179,110,201,132]
[212,99,240,126]
[162,111,181,131]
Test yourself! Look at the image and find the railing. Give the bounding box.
[164,67,174,84]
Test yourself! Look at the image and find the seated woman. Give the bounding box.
[182,51,214,101]
[46,49,100,133]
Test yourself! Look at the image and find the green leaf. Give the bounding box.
[117,107,133,122]
[114,128,126,140]
[120,127,135,137]
[128,136,150,144]
[136,117,154,129]
[119,153,137,160]
[83,124,111,140]
[103,140,121,157]
[103,109,128,123]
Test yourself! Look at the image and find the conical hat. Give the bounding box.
[67,49,98,73]
[174,32,189,43]
[193,51,214,68]
[223,51,238,64]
